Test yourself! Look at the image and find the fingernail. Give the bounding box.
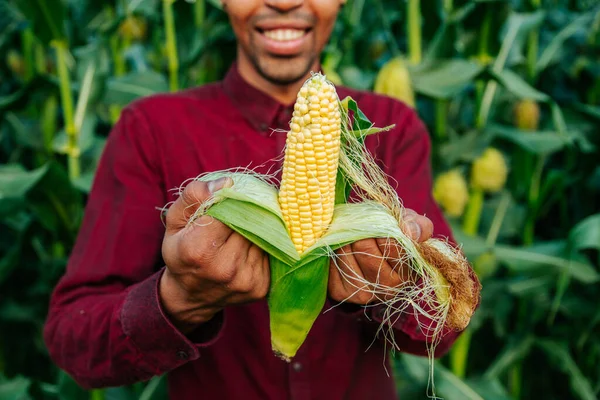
[407,221,421,241]
[207,177,233,194]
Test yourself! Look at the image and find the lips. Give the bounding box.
[263,29,306,41]
[255,23,312,56]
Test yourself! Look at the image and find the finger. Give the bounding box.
[352,239,406,292]
[375,237,403,260]
[351,239,388,286]
[256,253,271,298]
[246,244,270,298]
[166,177,233,231]
[402,209,434,242]
[331,245,369,302]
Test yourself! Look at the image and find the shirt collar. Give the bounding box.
[222,62,291,133]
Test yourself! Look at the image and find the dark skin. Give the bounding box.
[159,0,435,333]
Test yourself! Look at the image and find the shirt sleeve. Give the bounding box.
[361,102,480,358]
[43,103,225,389]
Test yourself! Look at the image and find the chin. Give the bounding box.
[255,56,316,86]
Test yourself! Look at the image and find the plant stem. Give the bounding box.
[52,40,80,181]
[407,0,422,64]
[527,0,541,82]
[475,6,492,121]
[0,333,4,374]
[435,99,447,139]
[109,35,128,124]
[34,42,46,75]
[90,389,105,400]
[194,0,205,29]
[510,362,523,399]
[523,155,546,246]
[41,95,58,156]
[527,30,539,82]
[22,27,34,81]
[444,0,453,14]
[478,7,492,60]
[486,191,511,247]
[163,0,179,92]
[450,328,472,378]
[462,188,484,236]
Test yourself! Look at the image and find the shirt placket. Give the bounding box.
[288,353,311,400]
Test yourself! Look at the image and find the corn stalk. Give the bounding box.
[194,0,205,29]
[163,0,179,92]
[407,0,422,64]
[51,40,80,181]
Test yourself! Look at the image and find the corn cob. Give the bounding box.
[374,57,416,108]
[513,99,540,131]
[279,75,341,254]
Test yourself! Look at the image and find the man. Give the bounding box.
[44,0,477,399]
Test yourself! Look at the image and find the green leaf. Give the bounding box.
[102,71,169,106]
[495,242,599,284]
[0,164,49,200]
[568,214,600,253]
[505,275,554,295]
[0,375,31,400]
[490,69,549,102]
[496,11,546,69]
[488,124,568,154]
[410,60,483,99]
[573,103,600,120]
[15,0,66,44]
[0,242,21,285]
[484,337,535,379]
[400,355,511,400]
[27,162,83,233]
[52,114,97,155]
[536,12,595,74]
[138,375,166,400]
[206,0,224,10]
[127,0,159,15]
[537,340,596,400]
[56,370,87,400]
[341,96,373,131]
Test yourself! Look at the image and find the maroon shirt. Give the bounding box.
[44,63,468,399]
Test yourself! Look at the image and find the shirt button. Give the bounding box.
[176,350,189,360]
[292,362,303,372]
[259,123,268,131]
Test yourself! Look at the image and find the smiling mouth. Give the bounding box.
[257,28,311,42]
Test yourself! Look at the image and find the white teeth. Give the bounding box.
[263,29,305,41]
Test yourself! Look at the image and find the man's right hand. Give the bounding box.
[159,177,270,334]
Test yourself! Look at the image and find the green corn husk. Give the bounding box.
[187,73,480,361]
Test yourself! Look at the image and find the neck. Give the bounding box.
[236,53,319,105]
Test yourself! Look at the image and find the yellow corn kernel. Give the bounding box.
[279,74,342,253]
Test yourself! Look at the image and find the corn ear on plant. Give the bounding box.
[180,73,480,361]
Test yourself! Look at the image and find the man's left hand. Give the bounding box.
[328,209,433,305]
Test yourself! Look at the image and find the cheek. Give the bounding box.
[312,2,341,46]
[225,2,257,36]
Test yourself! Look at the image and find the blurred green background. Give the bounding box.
[1,0,599,399]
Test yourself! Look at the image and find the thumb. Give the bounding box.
[165,177,233,231]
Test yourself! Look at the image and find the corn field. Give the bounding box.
[1,0,599,399]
